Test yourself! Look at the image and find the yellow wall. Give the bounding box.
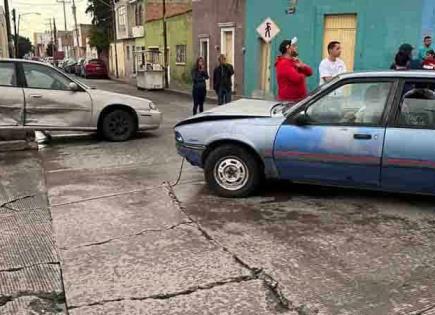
[109,42,126,78]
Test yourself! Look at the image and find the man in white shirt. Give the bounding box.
[319,41,347,85]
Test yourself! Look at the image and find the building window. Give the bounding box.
[117,6,127,35]
[126,46,130,60]
[135,4,144,26]
[176,45,186,65]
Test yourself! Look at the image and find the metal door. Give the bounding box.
[323,14,357,71]
[21,62,92,128]
[274,80,394,187]
[0,62,24,126]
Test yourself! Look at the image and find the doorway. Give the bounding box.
[323,14,357,71]
[199,38,210,90]
[221,27,235,91]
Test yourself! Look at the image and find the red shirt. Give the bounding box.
[275,56,313,102]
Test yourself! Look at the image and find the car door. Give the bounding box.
[20,62,93,128]
[273,79,396,187]
[0,61,25,126]
[382,79,435,194]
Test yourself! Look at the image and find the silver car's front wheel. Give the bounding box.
[204,145,263,198]
[214,157,250,191]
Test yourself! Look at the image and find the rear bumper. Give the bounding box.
[176,143,206,167]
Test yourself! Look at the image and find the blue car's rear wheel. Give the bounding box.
[204,145,262,198]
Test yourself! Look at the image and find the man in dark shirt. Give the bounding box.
[213,54,234,105]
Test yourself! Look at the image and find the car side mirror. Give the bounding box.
[69,82,79,91]
[294,112,311,126]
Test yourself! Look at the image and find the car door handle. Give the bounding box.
[354,134,372,140]
[29,94,42,99]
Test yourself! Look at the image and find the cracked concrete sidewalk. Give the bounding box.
[40,142,292,314]
[0,151,66,315]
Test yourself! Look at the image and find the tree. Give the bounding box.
[46,42,56,57]
[12,35,33,58]
[86,0,113,55]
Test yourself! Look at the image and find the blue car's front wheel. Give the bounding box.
[204,145,262,198]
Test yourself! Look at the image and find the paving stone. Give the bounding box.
[60,225,251,308]
[51,187,190,249]
[0,210,58,270]
[0,264,63,296]
[68,280,292,315]
[0,296,66,315]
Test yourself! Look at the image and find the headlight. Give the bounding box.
[175,132,184,143]
[149,102,157,110]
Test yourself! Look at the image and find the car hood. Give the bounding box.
[87,88,153,110]
[176,98,282,127]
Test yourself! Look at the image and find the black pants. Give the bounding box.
[193,87,206,115]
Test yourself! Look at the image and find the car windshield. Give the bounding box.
[282,76,340,116]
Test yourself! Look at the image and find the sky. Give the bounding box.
[8,0,92,42]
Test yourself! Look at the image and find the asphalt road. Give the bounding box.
[1,77,435,315]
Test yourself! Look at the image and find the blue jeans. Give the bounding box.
[218,89,232,105]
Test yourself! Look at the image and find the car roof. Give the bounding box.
[339,70,435,80]
[0,58,53,65]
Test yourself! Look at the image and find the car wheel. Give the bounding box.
[101,109,136,142]
[204,145,262,198]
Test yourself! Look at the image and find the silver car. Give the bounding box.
[0,59,162,141]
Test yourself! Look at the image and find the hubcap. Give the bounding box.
[214,157,249,191]
[108,114,129,136]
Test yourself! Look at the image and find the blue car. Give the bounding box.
[175,71,435,197]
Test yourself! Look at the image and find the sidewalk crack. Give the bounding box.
[0,195,34,211]
[164,183,291,312]
[60,221,194,251]
[67,275,255,310]
[0,261,60,273]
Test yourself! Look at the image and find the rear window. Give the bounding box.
[88,59,103,64]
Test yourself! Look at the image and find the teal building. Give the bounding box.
[244,0,435,97]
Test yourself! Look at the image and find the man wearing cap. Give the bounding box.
[275,38,313,102]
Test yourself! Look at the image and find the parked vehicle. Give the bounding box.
[175,71,435,197]
[80,59,108,78]
[63,59,77,74]
[0,59,162,141]
[75,58,86,76]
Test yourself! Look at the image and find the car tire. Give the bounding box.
[101,109,137,142]
[204,145,262,198]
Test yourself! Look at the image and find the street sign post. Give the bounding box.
[257,18,280,43]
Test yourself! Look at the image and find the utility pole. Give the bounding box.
[162,0,168,88]
[71,0,80,58]
[112,0,119,78]
[3,0,13,57]
[46,18,55,58]
[11,8,17,57]
[53,18,57,60]
[56,0,69,31]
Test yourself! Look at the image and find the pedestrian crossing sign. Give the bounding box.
[257,18,280,43]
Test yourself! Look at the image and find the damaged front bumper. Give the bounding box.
[176,143,206,167]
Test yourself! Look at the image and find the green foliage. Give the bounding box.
[86,0,113,53]
[12,35,33,58]
[45,42,55,57]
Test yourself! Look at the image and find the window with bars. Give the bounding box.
[176,45,187,65]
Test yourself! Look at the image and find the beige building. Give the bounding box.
[0,6,9,58]
[109,0,145,80]
[73,24,93,58]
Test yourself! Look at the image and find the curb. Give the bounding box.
[0,140,38,152]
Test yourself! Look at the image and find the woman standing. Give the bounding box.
[192,57,209,115]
